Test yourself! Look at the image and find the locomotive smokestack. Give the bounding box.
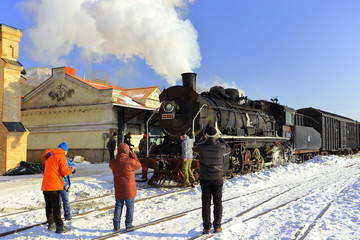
[181,72,197,91]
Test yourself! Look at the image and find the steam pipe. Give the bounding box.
[192,104,207,134]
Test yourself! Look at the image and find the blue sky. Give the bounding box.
[1,0,360,121]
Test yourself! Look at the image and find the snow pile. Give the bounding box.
[0,154,359,239]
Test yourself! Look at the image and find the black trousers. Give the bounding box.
[109,149,115,161]
[200,179,223,230]
[43,191,63,227]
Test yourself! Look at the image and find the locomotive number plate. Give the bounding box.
[162,114,175,119]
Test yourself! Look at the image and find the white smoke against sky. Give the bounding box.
[21,0,201,85]
[197,75,246,97]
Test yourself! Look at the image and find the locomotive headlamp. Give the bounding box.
[163,102,174,112]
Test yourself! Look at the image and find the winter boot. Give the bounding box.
[126,225,134,230]
[47,223,56,231]
[64,219,72,227]
[214,227,222,233]
[202,229,211,234]
[55,225,71,234]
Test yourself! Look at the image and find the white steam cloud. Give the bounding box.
[22,0,201,85]
[197,75,246,97]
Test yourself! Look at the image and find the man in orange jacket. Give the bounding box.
[42,142,72,234]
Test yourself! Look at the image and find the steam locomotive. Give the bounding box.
[139,73,360,186]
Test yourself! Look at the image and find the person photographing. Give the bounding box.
[193,126,231,234]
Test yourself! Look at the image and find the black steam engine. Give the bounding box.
[139,73,359,186]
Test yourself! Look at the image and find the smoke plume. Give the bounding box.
[21,0,201,85]
[197,75,246,98]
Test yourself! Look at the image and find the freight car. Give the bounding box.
[139,73,359,186]
[296,108,359,155]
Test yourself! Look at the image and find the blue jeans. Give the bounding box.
[60,189,71,220]
[113,198,135,229]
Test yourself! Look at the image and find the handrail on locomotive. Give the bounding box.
[145,108,159,157]
[144,104,207,157]
[192,104,207,134]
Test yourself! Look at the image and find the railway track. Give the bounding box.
[95,163,360,240]
[0,192,115,218]
[0,172,148,218]
[94,173,329,239]
[0,180,286,239]
[0,186,191,238]
[293,174,360,240]
[188,169,360,240]
[1,163,358,239]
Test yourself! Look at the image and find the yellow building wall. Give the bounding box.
[0,62,4,121]
[22,104,117,163]
[22,105,107,126]
[3,131,29,172]
[0,24,28,174]
[2,67,22,121]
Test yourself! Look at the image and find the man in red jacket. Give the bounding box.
[109,143,142,232]
[42,142,72,234]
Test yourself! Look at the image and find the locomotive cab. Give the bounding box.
[252,100,295,138]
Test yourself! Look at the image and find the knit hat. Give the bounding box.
[206,126,217,138]
[58,142,68,152]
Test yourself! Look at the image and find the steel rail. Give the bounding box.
[0,187,191,238]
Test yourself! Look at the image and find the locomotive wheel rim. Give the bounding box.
[238,153,244,173]
[257,157,264,171]
[272,154,280,167]
[253,148,261,160]
[283,146,293,163]
[243,166,251,174]
[244,150,251,162]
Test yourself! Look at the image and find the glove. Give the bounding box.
[71,165,76,174]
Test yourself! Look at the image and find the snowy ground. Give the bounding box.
[1,154,360,240]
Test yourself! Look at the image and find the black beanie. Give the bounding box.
[206,126,217,137]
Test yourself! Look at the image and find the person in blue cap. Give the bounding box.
[43,142,75,229]
[58,142,76,223]
[42,142,73,233]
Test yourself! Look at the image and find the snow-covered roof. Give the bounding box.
[63,67,159,110]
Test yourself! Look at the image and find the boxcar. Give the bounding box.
[297,108,357,154]
[357,121,360,150]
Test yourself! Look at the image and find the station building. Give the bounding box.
[21,66,160,163]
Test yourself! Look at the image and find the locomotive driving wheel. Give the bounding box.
[242,150,251,174]
[283,145,293,163]
[253,148,263,172]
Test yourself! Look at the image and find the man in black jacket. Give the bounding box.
[193,126,231,234]
[107,132,117,161]
[124,132,134,151]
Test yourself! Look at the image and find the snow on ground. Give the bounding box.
[1,154,360,240]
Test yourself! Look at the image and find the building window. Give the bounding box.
[126,123,141,135]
